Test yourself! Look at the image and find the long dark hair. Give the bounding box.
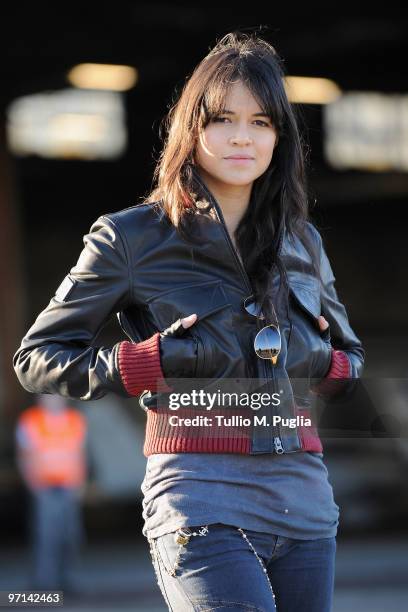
[145,30,317,326]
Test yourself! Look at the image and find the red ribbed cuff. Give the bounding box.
[326,349,351,379]
[311,349,351,396]
[118,333,171,396]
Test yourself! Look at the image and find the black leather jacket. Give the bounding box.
[13,169,364,454]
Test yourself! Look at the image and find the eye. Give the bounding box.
[210,116,272,127]
[211,116,230,123]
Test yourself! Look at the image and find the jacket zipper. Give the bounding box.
[262,354,284,453]
[193,173,285,453]
[196,177,252,295]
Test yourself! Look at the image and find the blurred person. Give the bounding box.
[15,394,87,592]
[13,31,364,612]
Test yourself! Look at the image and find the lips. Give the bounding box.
[224,155,254,160]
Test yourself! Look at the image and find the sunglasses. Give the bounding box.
[243,295,281,365]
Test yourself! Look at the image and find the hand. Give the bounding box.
[159,313,200,379]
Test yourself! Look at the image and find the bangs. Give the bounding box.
[198,54,285,132]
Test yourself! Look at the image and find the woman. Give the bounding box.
[14,32,364,611]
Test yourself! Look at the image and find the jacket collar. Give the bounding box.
[189,162,286,259]
[189,164,218,215]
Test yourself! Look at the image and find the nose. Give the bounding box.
[229,126,253,145]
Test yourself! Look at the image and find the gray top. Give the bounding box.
[141,450,339,540]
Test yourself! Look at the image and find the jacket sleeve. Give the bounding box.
[311,224,365,378]
[13,215,160,401]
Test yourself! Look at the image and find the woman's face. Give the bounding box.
[194,80,279,190]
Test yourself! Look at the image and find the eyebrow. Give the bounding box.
[219,109,270,118]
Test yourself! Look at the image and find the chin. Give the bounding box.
[218,172,258,186]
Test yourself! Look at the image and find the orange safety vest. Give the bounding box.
[17,405,87,489]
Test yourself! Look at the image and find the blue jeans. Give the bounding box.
[147,523,336,612]
[30,487,84,590]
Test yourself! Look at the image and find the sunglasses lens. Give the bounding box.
[243,296,265,320]
[254,325,281,361]
[244,296,281,365]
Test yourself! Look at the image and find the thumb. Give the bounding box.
[181,313,198,328]
[318,315,329,331]
[160,313,198,339]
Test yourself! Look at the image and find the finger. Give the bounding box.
[160,314,197,339]
[181,313,197,328]
[161,318,187,338]
[318,315,329,331]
